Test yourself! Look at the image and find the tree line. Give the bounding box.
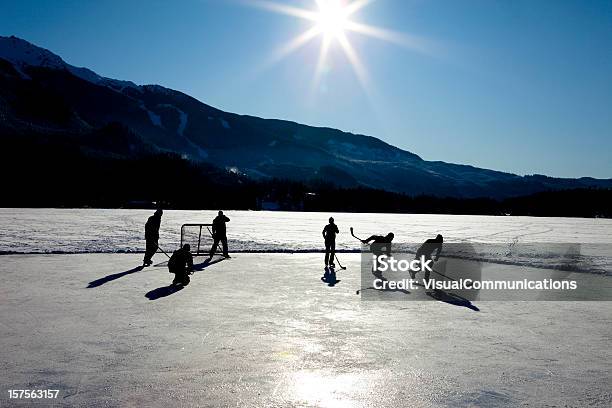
[1,125,610,217]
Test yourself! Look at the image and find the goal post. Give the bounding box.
[180,224,217,256]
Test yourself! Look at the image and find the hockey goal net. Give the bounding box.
[180,224,217,256]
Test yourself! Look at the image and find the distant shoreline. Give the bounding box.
[1,189,610,220]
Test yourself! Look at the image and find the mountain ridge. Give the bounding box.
[1,35,610,198]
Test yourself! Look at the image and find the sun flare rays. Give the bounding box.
[245,0,428,97]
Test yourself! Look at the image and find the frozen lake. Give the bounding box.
[1,214,611,406]
[1,253,611,406]
[0,208,610,273]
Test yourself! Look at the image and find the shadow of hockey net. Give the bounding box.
[180,224,219,257]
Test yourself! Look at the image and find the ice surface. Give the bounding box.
[0,253,610,407]
[0,209,610,273]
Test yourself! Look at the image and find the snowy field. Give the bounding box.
[1,208,610,274]
[1,208,611,253]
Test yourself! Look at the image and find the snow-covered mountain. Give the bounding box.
[0,35,138,91]
[1,35,610,198]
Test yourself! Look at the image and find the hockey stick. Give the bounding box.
[156,244,171,259]
[413,259,457,282]
[334,254,347,270]
[350,227,366,243]
[431,267,457,281]
[206,226,222,256]
[355,286,378,295]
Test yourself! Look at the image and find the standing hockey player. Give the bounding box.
[143,209,163,266]
[322,217,339,267]
[208,210,231,260]
[168,244,193,286]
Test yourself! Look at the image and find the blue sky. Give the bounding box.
[1,0,611,178]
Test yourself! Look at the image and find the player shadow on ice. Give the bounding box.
[372,268,411,294]
[145,284,185,300]
[144,257,225,300]
[427,290,480,312]
[357,271,411,295]
[321,266,341,286]
[192,256,225,272]
[357,286,412,295]
[87,265,144,288]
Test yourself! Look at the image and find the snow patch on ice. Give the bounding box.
[269,140,277,147]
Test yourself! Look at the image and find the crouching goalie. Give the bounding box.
[168,244,194,286]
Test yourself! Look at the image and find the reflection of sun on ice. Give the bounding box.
[289,370,360,408]
[315,0,349,39]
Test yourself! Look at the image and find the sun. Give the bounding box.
[246,0,430,96]
[314,1,349,39]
